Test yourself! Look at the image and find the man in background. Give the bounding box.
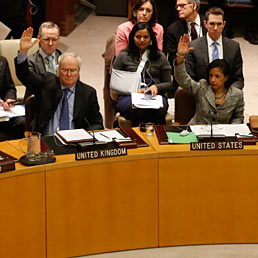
[166,0,207,95]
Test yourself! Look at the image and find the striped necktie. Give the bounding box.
[59,88,70,130]
[212,42,219,61]
[46,55,56,74]
[190,22,198,41]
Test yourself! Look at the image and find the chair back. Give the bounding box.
[25,94,36,132]
[174,88,196,124]
[0,39,39,100]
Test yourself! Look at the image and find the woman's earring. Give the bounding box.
[150,40,152,45]
[133,11,136,17]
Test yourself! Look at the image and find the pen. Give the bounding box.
[100,133,110,139]
[8,101,20,106]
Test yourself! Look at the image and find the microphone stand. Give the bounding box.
[77,118,107,149]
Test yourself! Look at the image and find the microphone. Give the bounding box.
[77,117,107,149]
[208,111,216,137]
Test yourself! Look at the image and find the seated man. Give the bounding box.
[185,7,244,90]
[15,27,104,135]
[24,21,62,100]
[0,56,25,140]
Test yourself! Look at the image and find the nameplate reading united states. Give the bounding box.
[190,141,243,151]
[75,147,127,160]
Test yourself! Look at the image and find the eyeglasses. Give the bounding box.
[42,37,59,43]
[175,3,193,10]
[61,68,78,74]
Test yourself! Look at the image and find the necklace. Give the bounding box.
[215,90,227,99]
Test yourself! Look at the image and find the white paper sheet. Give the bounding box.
[94,130,131,143]
[131,93,163,109]
[0,105,25,119]
[190,124,251,137]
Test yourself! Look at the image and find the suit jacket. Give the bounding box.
[174,62,244,125]
[15,58,103,134]
[185,36,244,90]
[0,56,16,100]
[24,49,62,99]
[166,16,207,96]
[166,17,207,73]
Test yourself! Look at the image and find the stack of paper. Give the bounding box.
[190,124,251,137]
[0,105,25,122]
[131,93,163,109]
[55,129,93,144]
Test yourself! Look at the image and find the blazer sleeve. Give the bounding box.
[86,88,104,130]
[115,24,129,57]
[0,57,16,100]
[174,61,205,96]
[155,24,164,51]
[231,92,244,124]
[15,57,45,96]
[230,43,244,90]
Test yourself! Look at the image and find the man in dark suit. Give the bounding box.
[24,21,62,99]
[16,27,103,135]
[166,0,207,95]
[185,7,244,90]
[0,56,25,140]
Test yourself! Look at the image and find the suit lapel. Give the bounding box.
[73,81,84,120]
[204,87,216,109]
[201,37,209,67]
[37,53,47,74]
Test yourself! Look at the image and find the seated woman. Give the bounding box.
[113,22,171,126]
[174,34,244,124]
[115,0,163,56]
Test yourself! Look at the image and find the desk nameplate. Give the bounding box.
[191,141,243,151]
[75,147,127,160]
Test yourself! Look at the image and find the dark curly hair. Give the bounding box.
[128,22,159,61]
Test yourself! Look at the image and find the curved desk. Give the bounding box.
[1,130,258,257]
[140,129,258,247]
[0,138,158,258]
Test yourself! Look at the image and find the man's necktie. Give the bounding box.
[191,22,198,41]
[46,55,56,74]
[59,88,70,130]
[212,41,219,61]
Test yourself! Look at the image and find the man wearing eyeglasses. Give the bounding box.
[185,7,244,90]
[166,0,207,96]
[15,27,104,135]
[23,21,62,100]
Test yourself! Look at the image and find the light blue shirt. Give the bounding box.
[44,84,76,135]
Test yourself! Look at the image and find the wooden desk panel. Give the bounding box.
[46,150,159,258]
[0,172,46,258]
[138,130,258,246]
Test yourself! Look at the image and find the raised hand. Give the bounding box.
[177,34,194,57]
[20,27,38,54]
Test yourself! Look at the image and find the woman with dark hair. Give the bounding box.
[113,22,171,126]
[115,0,163,56]
[174,34,244,124]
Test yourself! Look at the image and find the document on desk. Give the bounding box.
[190,124,251,137]
[94,130,131,143]
[131,93,163,109]
[55,129,93,144]
[0,22,11,40]
[0,105,25,121]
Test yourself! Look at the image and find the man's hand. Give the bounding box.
[20,27,38,54]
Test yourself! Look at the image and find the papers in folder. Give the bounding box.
[0,105,25,122]
[131,93,163,109]
[190,124,251,137]
[55,129,93,144]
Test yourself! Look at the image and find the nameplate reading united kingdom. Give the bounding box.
[190,141,243,151]
[75,147,127,160]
